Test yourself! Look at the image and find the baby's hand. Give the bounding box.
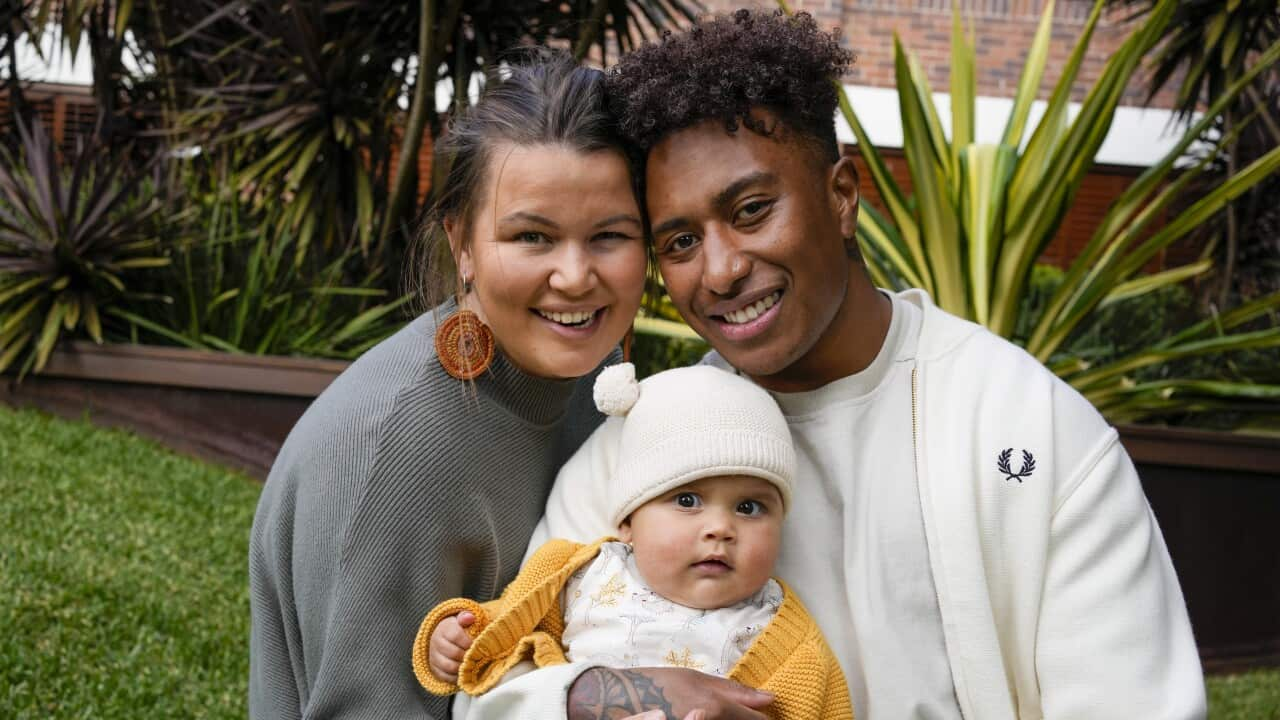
[428,611,477,684]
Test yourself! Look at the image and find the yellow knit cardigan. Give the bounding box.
[412,538,853,720]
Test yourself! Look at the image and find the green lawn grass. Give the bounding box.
[1,403,1277,718]
[1,404,260,718]
[1210,669,1280,720]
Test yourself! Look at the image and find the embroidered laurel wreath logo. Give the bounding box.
[997,449,1036,482]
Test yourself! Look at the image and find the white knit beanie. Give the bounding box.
[593,363,795,528]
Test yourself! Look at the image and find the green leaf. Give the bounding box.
[308,287,387,297]
[99,272,126,293]
[1074,327,1280,394]
[287,132,328,190]
[895,35,964,315]
[62,294,80,330]
[355,167,374,255]
[113,257,173,269]
[328,296,412,345]
[856,201,925,290]
[1096,260,1213,310]
[115,0,135,39]
[33,301,65,372]
[950,6,975,152]
[904,49,952,179]
[200,334,247,354]
[1000,0,1056,148]
[1092,379,1280,418]
[83,299,102,344]
[237,130,305,185]
[0,296,42,336]
[959,144,1015,326]
[106,308,210,350]
[1157,291,1280,348]
[0,276,46,306]
[834,86,924,286]
[207,288,242,312]
[0,330,33,373]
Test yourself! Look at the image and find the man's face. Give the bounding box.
[646,115,860,389]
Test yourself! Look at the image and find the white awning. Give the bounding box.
[836,83,1196,169]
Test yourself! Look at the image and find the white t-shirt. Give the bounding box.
[711,292,963,719]
[560,541,782,676]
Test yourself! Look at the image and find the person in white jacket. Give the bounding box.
[455,9,1205,720]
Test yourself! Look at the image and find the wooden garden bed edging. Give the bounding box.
[0,341,348,478]
[1126,425,1280,674]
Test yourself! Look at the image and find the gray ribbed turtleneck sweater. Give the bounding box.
[249,301,611,719]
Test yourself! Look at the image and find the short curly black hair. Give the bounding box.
[606,9,853,162]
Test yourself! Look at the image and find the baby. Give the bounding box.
[412,364,851,719]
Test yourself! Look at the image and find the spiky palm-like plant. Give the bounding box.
[0,119,168,373]
[773,0,1280,423]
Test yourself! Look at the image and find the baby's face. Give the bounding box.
[619,475,783,610]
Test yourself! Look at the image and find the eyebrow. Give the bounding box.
[499,211,558,228]
[757,487,784,506]
[499,212,641,230]
[650,170,778,237]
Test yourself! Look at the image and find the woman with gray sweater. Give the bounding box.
[248,51,648,719]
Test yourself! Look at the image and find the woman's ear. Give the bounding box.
[830,156,861,246]
[444,216,472,285]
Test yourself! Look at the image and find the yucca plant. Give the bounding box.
[775,0,1280,423]
[0,118,169,374]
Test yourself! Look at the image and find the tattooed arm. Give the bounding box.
[567,667,773,720]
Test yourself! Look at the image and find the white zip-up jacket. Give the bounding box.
[456,290,1206,719]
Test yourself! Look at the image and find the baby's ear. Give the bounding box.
[617,520,632,544]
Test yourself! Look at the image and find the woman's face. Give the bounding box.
[450,143,647,380]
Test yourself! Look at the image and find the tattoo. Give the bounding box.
[567,667,674,719]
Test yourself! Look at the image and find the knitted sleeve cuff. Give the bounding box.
[412,598,490,696]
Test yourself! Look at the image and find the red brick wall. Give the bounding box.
[386,126,435,207]
[700,0,1179,108]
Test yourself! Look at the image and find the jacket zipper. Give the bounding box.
[911,367,919,453]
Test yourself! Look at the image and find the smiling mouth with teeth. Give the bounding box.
[535,308,599,327]
[719,290,781,325]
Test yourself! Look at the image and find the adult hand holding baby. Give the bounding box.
[569,666,773,720]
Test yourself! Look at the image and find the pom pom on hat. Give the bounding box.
[594,362,640,416]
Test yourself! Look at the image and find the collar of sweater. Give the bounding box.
[477,349,579,426]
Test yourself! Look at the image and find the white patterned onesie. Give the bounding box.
[560,541,784,676]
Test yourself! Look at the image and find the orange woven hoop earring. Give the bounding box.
[436,309,494,380]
